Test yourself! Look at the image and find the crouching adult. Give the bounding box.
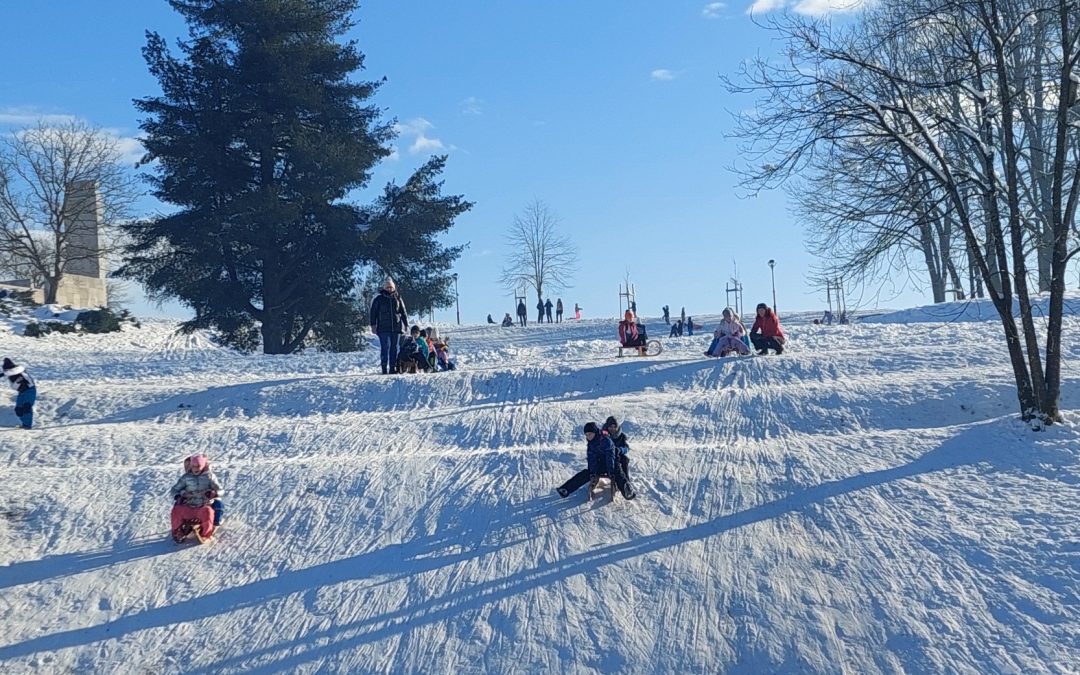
[749,302,786,355]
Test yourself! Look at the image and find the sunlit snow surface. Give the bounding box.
[1,309,1077,674]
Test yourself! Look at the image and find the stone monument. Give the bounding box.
[51,179,108,307]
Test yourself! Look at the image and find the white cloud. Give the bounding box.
[702,2,727,18]
[746,0,868,14]
[792,0,868,15]
[746,0,786,13]
[394,117,450,155]
[104,129,147,166]
[651,69,677,81]
[387,145,400,161]
[460,96,483,116]
[0,107,78,127]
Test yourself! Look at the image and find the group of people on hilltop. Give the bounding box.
[369,276,455,375]
[619,303,786,357]
[700,303,785,356]
[497,298,580,327]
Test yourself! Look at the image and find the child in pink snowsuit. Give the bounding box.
[170,453,223,541]
[707,308,750,357]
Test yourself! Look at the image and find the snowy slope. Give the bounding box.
[859,292,1080,325]
[0,315,1078,674]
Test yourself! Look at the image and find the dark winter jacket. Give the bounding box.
[516,302,527,317]
[608,430,631,456]
[587,432,618,478]
[398,335,423,361]
[5,367,35,393]
[370,289,408,335]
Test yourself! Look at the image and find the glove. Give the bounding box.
[173,493,184,504]
[205,490,218,499]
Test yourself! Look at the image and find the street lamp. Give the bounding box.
[452,273,460,325]
[768,259,777,312]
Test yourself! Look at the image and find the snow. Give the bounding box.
[0,312,1078,673]
[859,292,1080,324]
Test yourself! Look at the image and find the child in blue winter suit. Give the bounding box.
[3,358,36,429]
[556,422,635,500]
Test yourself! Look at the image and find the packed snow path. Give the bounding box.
[1,315,1078,674]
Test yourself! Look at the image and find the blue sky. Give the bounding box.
[1,0,914,324]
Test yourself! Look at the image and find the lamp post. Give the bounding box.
[452,273,460,325]
[768,259,776,312]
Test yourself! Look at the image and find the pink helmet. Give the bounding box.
[188,454,209,473]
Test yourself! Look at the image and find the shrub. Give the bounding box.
[75,308,122,334]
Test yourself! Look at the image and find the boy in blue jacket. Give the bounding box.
[556,422,635,500]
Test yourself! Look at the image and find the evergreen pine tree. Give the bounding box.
[119,0,393,353]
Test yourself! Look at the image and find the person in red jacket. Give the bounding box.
[749,302,786,355]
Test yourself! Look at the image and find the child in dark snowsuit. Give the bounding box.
[603,416,631,479]
[556,422,635,500]
[3,358,36,429]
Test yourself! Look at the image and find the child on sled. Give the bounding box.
[170,453,224,542]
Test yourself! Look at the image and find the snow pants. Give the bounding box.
[750,334,784,354]
[708,336,749,356]
[171,503,216,538]
[378,332,401,374]
[14,387,36,429]
[558,462,631,497]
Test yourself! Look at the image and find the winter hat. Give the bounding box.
[583,422,600,434]
[410,325,420,335]
[604,416,619,429]
[756,302,768,311]
[382,276,396,292]
[188,453,209,473]
[2,358,15,373]
[624,310,634,321]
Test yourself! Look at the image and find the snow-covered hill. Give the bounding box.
[1,315,1077,674]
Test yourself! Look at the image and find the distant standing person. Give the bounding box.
[369,276,409,374]
[544,298,554,323]
[536,299,545,324]
[630,300,637,314]
[517,300,528,327]
[3,358,36,429]
[662,305,670,324]
[680,307,686,325]
[574,303,582,320]
[686,316,695,337]
[556,298,564,323]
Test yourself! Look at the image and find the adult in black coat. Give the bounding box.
[516,300,528,327]
[369,277,409,374]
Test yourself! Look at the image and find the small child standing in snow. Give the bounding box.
[170,453,224,542]
[3,357,36,429]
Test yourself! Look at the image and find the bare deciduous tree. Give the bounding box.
[729,0,1080,425]
[0,120,139,303]
[499,199,577,304]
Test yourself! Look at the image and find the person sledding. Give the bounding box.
[170,453,224,543]
[3,357,36,429]
[618,310,648,356]
[555,422,636,500]
[749,302,786,355]
[603,416,632,480]
[705,308,751,357]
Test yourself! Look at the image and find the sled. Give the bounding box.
[173,519,211,545]
[618,340,662,358]
[588,477,617,501]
